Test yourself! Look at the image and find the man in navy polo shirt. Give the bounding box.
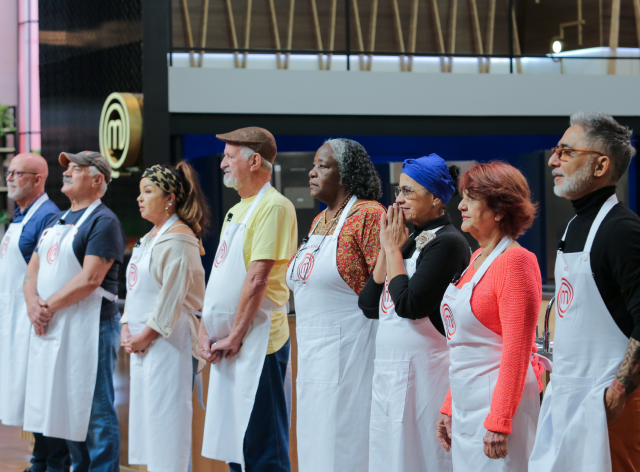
[0,153,68,472]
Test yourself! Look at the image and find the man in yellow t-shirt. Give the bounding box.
[198,127,297,472]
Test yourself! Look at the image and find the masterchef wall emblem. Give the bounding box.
[99,92,143,178]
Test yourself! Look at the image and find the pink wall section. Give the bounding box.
[18,0,41,153]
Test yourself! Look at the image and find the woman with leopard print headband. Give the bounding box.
[120,161,210,472]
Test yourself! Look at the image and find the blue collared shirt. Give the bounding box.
[12,194,60,263]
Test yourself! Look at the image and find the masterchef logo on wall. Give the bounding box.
[99,92,143,178]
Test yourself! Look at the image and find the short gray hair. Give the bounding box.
[570,111,636,183]
[239,146,272,173]
[88,166,108,197]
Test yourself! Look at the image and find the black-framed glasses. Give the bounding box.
[551,146,604,162]
[394,185,421,200]
[5,170,38,179]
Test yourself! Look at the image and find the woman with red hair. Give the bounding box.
[436,161,544,471]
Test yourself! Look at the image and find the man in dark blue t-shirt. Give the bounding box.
[23,151,125,472]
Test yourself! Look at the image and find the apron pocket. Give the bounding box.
[371,359,410,423]
[450,375,491,439]
[297,326,340,384]
[549,373,595,449]
[203,310,236,343]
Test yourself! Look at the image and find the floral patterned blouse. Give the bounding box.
[296,200,386,295]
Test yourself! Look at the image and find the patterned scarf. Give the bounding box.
[142,165,186,202]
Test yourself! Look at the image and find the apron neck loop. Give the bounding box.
[332,195,358,240]
[60,198,102,228]
[149,214,180,250]
[241,182,272,226]
[19,193,49,227]
[583,194,618,253]
[469,236,513,285]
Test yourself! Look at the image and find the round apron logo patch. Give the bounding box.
[442,304,456,340]
[127,263,138,290]
[0,236,10,258]
[557,278,574,317]
[46,243,59,264]
[297,253,315,281]
[381,281,394,313]
[214,241,228,268]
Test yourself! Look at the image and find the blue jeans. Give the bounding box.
[66,316,121,472]
[230,338,291,472]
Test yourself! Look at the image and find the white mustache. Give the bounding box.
[63,176,73,184]
[552,171,565,177]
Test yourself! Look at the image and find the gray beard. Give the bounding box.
[223,173,239,190]
[553,163,594,199]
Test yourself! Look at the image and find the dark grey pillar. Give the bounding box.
[142,0,171,166]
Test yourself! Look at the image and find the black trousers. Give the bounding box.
[30,432,71,472]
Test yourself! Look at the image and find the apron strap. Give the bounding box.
[560,216,577,242]
[469,236,514,285]
[331,195,358,240]
[59,198,102,227]
[241,182,272,226]
[95,286,118,302]
[19,193,49,227]
[583,194,618,253]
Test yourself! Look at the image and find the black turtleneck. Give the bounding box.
[557,186,640,341]
[358,213,471,335]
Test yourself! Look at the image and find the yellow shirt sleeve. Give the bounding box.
[249,203,296,263]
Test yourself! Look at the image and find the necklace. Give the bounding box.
[321,194,352,229]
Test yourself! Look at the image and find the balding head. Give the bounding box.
[7,153,49,210]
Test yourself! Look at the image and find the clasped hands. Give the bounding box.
[436,413,510,459]
[27,296,51,336]
[198,332,243,365]
[121,325,159,354]
[379,203,410,254]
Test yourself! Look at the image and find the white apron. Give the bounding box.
[0,193,49,426]
[441,236,540,472]
[23,199,117,441]
[286,196,377,472]
[370,226,452,472]
[126,214,193,472]
[529,194,628,472]
[201,182,285,468]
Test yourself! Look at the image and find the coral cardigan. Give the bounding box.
[440,246,544,434]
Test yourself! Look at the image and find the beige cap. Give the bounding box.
[216,127,277,163]
[59,151,112,184]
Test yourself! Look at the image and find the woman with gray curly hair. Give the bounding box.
[287,138,385,472]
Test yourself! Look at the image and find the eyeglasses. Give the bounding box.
[551,146,604,162]
[394,185,422,200]
[5,170,38,179]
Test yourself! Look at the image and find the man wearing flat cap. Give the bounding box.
[200,127,297,471]
[23,151,126,472]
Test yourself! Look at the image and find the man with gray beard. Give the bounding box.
[0,153,68,472]
[199,127,297,472]
[529,112,640,472]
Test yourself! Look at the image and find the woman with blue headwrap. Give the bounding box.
[358,154,471,472]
